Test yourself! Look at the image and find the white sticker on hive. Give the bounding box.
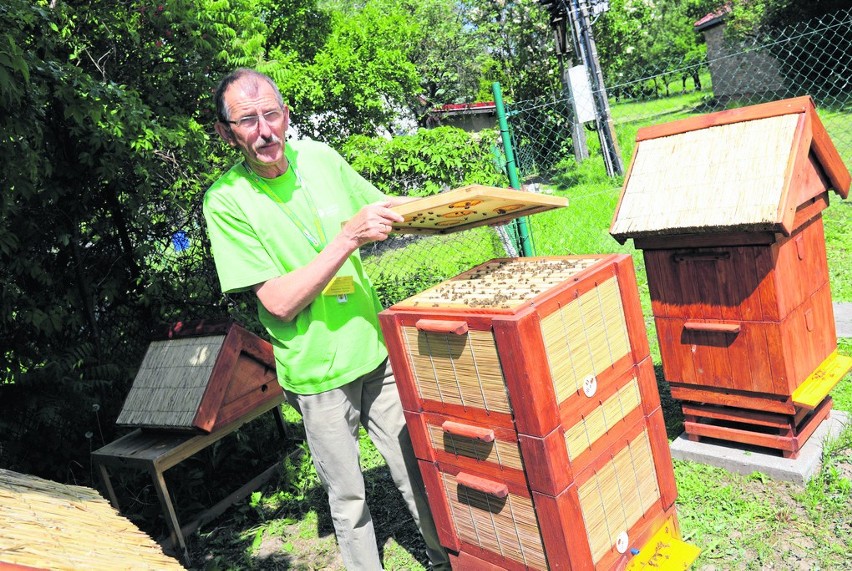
[616,531,629,554]
[583,375,598,397]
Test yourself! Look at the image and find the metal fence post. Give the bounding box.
[493,81,535,257]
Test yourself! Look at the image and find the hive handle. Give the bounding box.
[456,472,509,498]
[441,421,495,443]
[683,321,740,334]
[672,252,730,263]
[415,319,469,335]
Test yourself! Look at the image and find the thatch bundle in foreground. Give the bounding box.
[0,468,184,570]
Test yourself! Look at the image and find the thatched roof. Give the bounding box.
[0,469,183,570]
[116,335,225,430]
[116,320,279,432]
[610,97,850,243]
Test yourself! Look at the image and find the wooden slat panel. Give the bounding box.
[577,429,661,564]
[774,217,830,321]
[780,284,837,394]
[540,276,632,403]
[402,327,512,415]
[669,383,796,414]
[441,471,547,570]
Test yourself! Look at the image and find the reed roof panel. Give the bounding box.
[611,114,800,238]
[116,335,225,428]
[0,468,184,570]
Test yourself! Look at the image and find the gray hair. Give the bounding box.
[214,68,284,123]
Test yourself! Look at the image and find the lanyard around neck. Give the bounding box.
[243,161,327,252]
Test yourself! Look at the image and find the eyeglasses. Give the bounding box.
[225,109,285,130]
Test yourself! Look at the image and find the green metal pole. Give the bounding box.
[492,81,534,257]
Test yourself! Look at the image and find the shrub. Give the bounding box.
[341,126,505,196]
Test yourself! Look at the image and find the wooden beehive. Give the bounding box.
[116,320,281,433]
[0,468,184,570]
[390,185,567,234]
[379,255,681,570]
[610,96,851,456]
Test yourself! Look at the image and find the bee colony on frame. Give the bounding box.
[380,255,695,570]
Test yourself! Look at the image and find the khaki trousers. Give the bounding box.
[285,359,449,570]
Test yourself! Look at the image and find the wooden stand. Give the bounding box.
[92,395,286,563]
[681,397,833,459]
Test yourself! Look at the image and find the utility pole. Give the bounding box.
[539,0,624,176]
[550,9,589,163]
[570,0,624,176]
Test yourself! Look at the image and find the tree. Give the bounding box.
[466,0,560,102]
[0,0,262,481]
[262,0,421,144]
[595,0,718,97]
[725,0,849,36]
[406,0,492,108]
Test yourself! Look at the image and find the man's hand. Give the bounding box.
[340,201,404,248]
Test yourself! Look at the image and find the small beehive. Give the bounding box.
[116,320,281,433]
[610,96,851,457]
[380,255,685,570]
[0,468,184,570]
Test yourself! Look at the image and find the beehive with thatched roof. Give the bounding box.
[0,468,184,570]
[116,320,281,433]
[610,96,850,458]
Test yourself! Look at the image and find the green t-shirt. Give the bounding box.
[203,139,388,394]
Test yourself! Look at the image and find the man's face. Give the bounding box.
[217,77,289,172]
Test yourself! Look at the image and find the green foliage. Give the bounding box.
[341,126,505,197]
[371,268,446,309]
[465,0,559,102]
[596,0,717,95]
[725,0,850,37]
[0,0,261,483]
[796,426,852,522]
[405,0,492,107]
[280,0,422,145]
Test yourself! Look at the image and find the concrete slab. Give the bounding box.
[670,410,850,485]
[835,302,852,338]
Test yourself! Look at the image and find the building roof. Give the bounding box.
[610,97,850,242]
[694,3,732,31]
[429,101,496,117]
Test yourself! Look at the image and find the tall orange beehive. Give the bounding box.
[379,255,688,570]
[610,96,851,458]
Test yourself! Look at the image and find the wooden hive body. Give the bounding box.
[116,320,281,433]
[609,97,850,456]
[379,255,678,570]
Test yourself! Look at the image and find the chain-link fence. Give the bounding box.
[360,7,851,305]
[507,7,851,182]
